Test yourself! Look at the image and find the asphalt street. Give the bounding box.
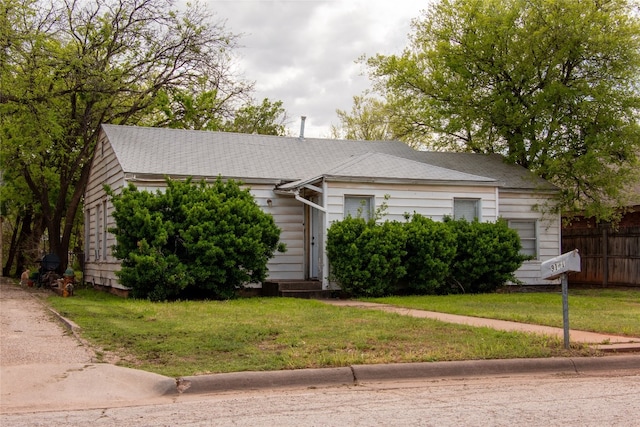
[2,371,640,426]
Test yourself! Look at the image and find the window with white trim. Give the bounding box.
[85,208,90,261]
[508,219,538,259]
[453,198,480,221]
[95,203,101,260]
[102,200,108,260]
[344,196,374,221]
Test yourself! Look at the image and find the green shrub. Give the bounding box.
[327,217,407,297]
[445,218,526,293]
[327,213,525,297]
[402,214,457,295]
[108,178,283,301]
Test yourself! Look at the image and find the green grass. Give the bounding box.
[45,289,595,377]
[368,289,640,337]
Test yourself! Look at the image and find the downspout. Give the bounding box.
[321,179,329,290]
[294,189,326,212]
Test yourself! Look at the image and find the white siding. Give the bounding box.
[499,190,561,285]
[325,182,497,224]
[83,132,125,289]
[249,186,305,281]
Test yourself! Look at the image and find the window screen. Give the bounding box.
[453,198,480,221]
[509,220,538,258]
[102,200,108,260]
[95,203,101,260]
[344,196,373,220]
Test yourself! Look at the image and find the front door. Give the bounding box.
[309,198,322,280]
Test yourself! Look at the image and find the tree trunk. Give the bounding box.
[3,208,45,277]
[3,215,22,277]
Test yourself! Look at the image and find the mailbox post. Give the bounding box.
[540,249,581,349]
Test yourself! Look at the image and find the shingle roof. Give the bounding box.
[278,152,495,190]
[103,124,418,182]
[415,151,555,190]
[101,124,553,190]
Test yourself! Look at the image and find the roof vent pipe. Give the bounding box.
[299,116,306,140]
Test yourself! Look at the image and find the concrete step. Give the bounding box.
[279,289,333,299]
[276,281,323,291]
[262,280,328,299]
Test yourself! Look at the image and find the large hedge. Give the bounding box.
[402,214,457,295]
[326,215,526,297]
[326,217,407,297]
[444,218,527,294]
[108,178,283,300]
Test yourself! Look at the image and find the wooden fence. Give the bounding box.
[562,226,640,286]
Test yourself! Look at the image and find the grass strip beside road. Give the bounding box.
[46,289,594,377]
[369,289,640,337]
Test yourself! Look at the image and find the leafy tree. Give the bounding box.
[225,98,287,135]
[330,91,398,142]
[151,87,287,135]
[108,178,284,300]
[0,0,280,274]
[366,0,640,221]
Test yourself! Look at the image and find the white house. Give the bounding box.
[84,124,560,293]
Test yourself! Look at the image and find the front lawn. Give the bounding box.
[46,289,597,377]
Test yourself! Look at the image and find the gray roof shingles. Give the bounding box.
[102,124,554,191]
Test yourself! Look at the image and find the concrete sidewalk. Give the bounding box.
[1,278,639,414]
[321,300,640,352]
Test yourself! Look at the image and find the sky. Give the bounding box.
[204,0,430,138]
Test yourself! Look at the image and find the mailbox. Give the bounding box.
[541,249,581,280]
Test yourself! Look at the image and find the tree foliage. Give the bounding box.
[225,98,287,135]
[0,0,287,275]
[108,178,284,301]
[331,91,398,142]
[365,0,640,221]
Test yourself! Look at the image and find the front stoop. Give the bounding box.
[262,280,333,299]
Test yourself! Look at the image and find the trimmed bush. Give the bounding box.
[109,178,283,300]
[327,217,407,297]
[327,213,525,296]
[445,218,527,293]
[402,214,457,295]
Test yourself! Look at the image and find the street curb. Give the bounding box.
[176,367,355,394]
[175,355,640,395]
[351,358,578,382]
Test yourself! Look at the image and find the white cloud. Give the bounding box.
[204,0,428,137]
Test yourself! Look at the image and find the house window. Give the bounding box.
[102,200,108,260]
[85,208,90,262]
[344,196,374,221]
[454,198,480,221]
[95,203,101,260]
[509,220,538,258]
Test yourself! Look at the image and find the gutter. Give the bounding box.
[274,188,327,213]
